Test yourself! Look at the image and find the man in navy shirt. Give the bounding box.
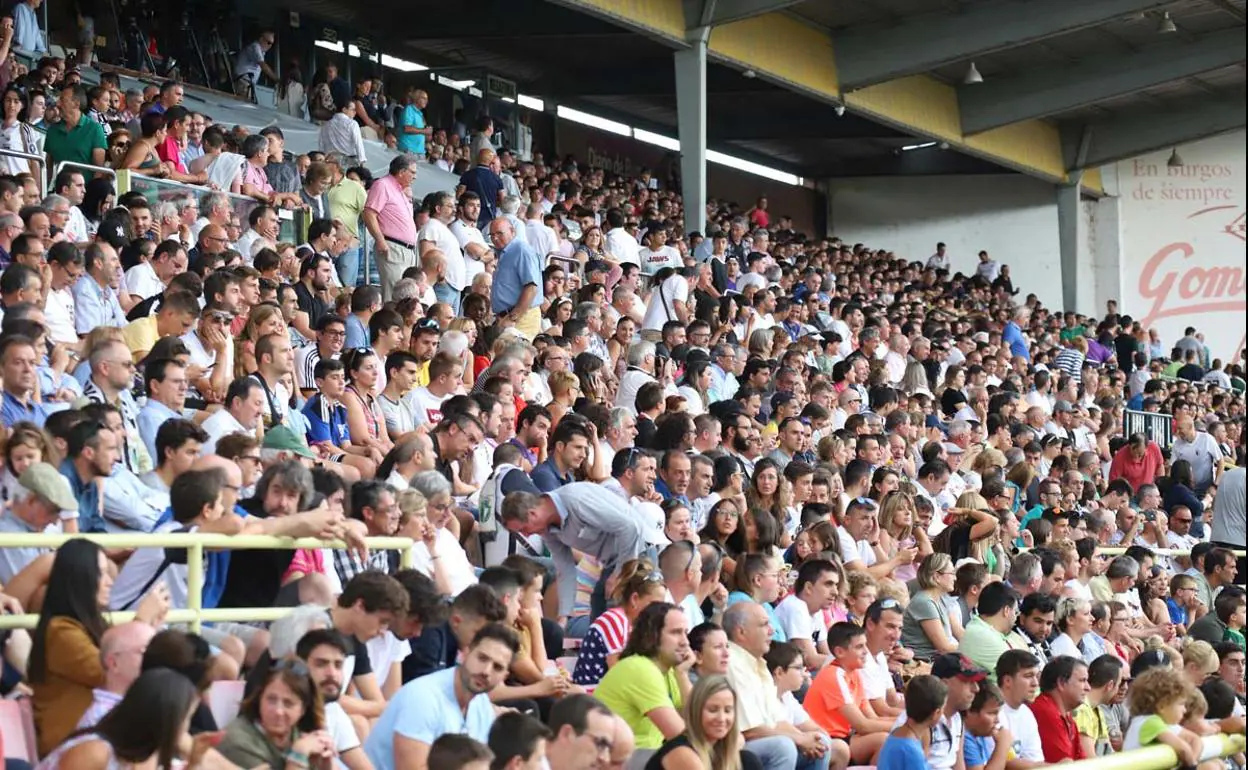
[458,148,504,230]
[531,419,592,493]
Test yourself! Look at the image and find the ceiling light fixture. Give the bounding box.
[834,104,846,117]
[963,62,984,85]
[1167,147,1184,167]
[742,69,757,79]
[1158,11,1177,33]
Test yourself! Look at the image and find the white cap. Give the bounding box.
[633,501,670,547]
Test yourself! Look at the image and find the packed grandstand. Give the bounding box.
[0,10,1241,770]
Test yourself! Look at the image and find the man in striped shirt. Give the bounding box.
[296,314,345,397]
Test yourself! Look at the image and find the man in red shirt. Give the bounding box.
[1108,433,1163,492]
[1030,655,1091,763]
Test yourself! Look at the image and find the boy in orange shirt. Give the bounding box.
[805,621,895,766]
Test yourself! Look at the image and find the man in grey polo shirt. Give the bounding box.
[500,480,651,623]
[0,462,79,585]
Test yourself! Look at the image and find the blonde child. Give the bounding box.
[878,490,931,584]
[1124,667,1222,770]
[846,571,879,626]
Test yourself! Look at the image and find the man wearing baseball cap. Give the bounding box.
[898,652,988,770]
[0,463,78,583]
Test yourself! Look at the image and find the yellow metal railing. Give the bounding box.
[1065,732,1244,770]
[0,533,415,633]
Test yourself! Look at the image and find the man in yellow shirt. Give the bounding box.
[120,290,201,362]
[326,157,368,286]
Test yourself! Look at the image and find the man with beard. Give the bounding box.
[297,628,373,770]
[365,624,519,770]
[295,253,335,327]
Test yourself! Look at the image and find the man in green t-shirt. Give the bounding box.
[959,581,1028,682]
[43,84,107,169]
[592,601,693,750]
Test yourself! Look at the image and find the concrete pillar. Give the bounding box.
[1057,178,1084,313]
[675,35,708,235]
[1091,195,1124,316]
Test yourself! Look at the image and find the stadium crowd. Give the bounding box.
[0,23,1243,770]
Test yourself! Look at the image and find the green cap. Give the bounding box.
[19,463,78,513]
[261,424,317,459]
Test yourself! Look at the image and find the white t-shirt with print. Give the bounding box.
[408,386,450,427]
[999,702,1044,762]
[638,246,682,276]
[774,594,826,647]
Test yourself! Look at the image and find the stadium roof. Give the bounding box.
[301,0,1247,186]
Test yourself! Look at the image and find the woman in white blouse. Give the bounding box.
[404,472,477,597]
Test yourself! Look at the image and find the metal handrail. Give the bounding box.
[0,532,416,633]
[53,160,117,182]
[0,147,46,196]
[1064,732,1244,770]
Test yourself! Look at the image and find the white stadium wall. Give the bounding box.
[1115,131,1247,363]
[825,175,1066,310]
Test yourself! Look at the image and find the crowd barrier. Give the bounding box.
[0,148,46,197]
[1065,732,1244,770]
[0,532,416,632]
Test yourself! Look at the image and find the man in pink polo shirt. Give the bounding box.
[361,156,418,300]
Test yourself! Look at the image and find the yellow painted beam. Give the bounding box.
[555,0,1104,195]
[708,15,839,101]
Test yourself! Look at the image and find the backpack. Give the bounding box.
[309,82,336,122]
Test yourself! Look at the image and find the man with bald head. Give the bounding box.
[608,714,635,770]
[190,223,230,268]
[1171,414,1222,499]
[489,216,542,340]
[76,621,156,728]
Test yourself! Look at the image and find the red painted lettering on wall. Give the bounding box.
[1137,241,1247,328]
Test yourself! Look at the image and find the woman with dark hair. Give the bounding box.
[745,458,791,547]
[652,411,696,453]
[38,668,202,769]
[78,178,116,235]
[341,347,394,458]
[218,663,335,768]
[1161,459,1204,523]
[678,359,712,415]
[118,111,173,177]
[30,539,168,756]
[0,84,40,177]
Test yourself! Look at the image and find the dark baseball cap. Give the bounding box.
[931,653,987,682]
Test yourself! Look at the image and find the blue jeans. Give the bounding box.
[434,282,461,314]
[746,735,831,770]
[335,246,360,288]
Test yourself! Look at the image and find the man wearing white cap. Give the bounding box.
[0,462,78,584]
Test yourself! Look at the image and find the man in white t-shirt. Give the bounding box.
[996,649,1044,765]
[773,559,838,670]
[640,268,689,332]
[450,193,492,283]
[418,191,468,305]
[408,351,461,427]
[836,497,879,572]
[299,628,371,769]
[862,599,905,718]
[1170,415,1223,495]
[637,226,683,277]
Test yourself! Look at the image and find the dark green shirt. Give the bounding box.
[43,114,106,166]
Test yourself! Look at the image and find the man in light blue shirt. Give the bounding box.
[364,624,518,770]
[12,0,46,55]
[487,217,542,339]
[137,358,190,462]
[72,243,127,335]
[396,89,430,157]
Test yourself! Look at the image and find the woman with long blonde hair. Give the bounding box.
[647,675,756,770]
[234,303,286,379]
[877,490,932,584]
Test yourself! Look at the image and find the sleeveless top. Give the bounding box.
[36,734,128,769]
[644,734,764,770]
